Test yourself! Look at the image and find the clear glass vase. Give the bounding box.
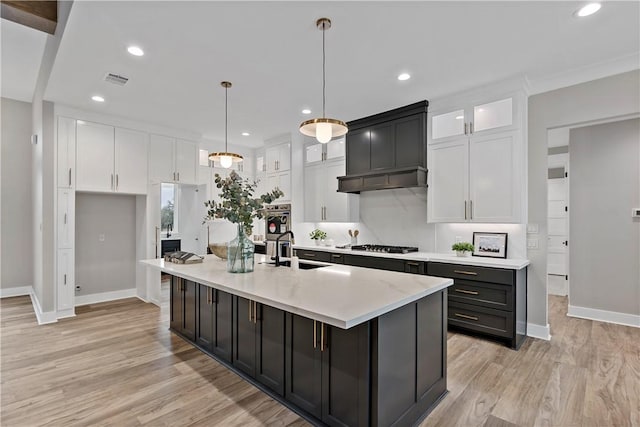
[227,224,255,273]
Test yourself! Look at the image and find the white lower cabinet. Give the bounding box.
[57,249,74,313]
[428,130,520,223]
[57,189,75,249]
[304,159,358,222]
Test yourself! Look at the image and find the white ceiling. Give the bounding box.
[1,18,48,102]
[43,1,640,148]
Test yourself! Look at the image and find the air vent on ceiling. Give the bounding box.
[104,73,129,86]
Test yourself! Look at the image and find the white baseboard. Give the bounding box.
[0,286,33,298]
[568,304,640,328]
[57,308,76,319]
[29,291,58,325]
[75,288,138,306]
[527,322,551,340]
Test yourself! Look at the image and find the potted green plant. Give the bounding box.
[204,171,283,273]
[309,229,327,245]
[452,242,474,257]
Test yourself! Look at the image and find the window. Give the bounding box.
[161,183,178,234]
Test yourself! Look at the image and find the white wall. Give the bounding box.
[1,98,33,291]
[75,193,137,296]
[569,119,639,318]
[528,70,640,329]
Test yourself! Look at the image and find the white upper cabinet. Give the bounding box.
[114,128,148,194]
[325,138,346,160]
[305,138,345,165]
[149,135,198,185]
[76,121,115,192]
[428,139,469,223]
[57,117,76,189]
[472,98,513,133]
[266,142,291,172]
[305,143,324,164]
[76,121,148,194]
[432,109,466,141]
[267,171,291,202]
[255,149,266,174]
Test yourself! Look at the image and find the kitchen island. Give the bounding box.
[141,255,453,427]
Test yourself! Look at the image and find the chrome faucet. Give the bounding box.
[274,231,295,267]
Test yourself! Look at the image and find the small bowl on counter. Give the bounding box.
[208,243,228,260]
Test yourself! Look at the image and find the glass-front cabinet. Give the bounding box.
[431,97,514,142]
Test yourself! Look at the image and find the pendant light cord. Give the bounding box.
[322,21,326,118]
[225,85,228,151]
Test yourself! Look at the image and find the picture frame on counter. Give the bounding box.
[472,232,508,258]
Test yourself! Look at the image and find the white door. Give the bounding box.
[149,135,175,183]
[428,138,469,222]
[548,167,569,295]
[324,161,349,222]
[304,164,324,222]
[57,248,74,312]
[175,140,198,184]
[469,132,518,222]
[76,121,115,192]
[57,189,74,249]
[115,128,148,194]
[179,185,205,255]
[57,117,76,189]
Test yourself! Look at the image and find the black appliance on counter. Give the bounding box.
[161,239,181,256]
[351,244,419,254]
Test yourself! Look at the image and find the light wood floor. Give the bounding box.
[1,295,638,427]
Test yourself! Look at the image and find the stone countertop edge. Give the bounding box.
[292,245,530,270]
[141,255,453,329]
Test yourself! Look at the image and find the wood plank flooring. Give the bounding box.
[1,295,638,426]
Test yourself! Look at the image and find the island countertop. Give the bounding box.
[141,255,452,329]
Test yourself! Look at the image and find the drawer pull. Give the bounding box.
[331,254,342,258]
[454,313,479,321]
[455,288,479,295]
[406,261,420,266]
[303,253,316,257]
[454,270,478,276]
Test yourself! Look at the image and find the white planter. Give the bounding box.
[456,251,470,257]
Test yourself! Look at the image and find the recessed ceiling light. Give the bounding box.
[91,95,105,102]
[302,109,311,115]
[241,132,250,136]
[397,73,411,81]
[127,46,144,56]
[575,3,601,17]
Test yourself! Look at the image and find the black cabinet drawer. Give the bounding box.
[343,254,405,272]
[404,261,425,275]
[328,253,345,264]
[449,280,513,311]
[448,301,513,339]
[295,250,331,263]
[427,262,514,286]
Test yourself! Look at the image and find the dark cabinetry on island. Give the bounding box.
[170,277,196,341]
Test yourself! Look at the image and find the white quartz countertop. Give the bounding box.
[141,255,452,329]
[293,245,530,270]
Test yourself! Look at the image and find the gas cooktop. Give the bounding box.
[351,244,419,254]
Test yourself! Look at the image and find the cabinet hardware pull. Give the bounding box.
[249,299,252,322]
[321,323,325,352]
[64,274,67,285]
[111,174,114,189]
[406,261,420,266]
[253,301,258,324]
[454,270,478,276]
[464,200,467,220]
[470,122,474,134]
[464,123,468,135]
[64,213,67,225]
[455,289,479,295]
[303,253,316,257]
[212,289,217,304]
[332,254,341,258]
[116,174,119,190]
[470,200,473,219]
[177,172,180,181]
[155,226,160,258]
[313,320,317,349]
[68,168,72,187]
[455,313,479,321]
[173,172,176,181]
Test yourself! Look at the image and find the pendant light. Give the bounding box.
[209,81,243,168]
[299,18,348,144]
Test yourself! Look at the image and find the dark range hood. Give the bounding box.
[338,100,429,193]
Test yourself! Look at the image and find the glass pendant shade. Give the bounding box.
[208,81,243,168]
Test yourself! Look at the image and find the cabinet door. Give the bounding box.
[472,97,513,134]
[175,139,198,184]
[431,109,466,141]
[325,138,345,161]
[149,135,175,183]
[266,146,279,173]
[57,117,76,188]
[428,139,469,223]
[57,189,74,249]
[115,128,148,194]
[285,314,322,418]
[57,248,74,312]
[256,304,286,396]
[196,285,214,350]
[170,277,183,332]
[182,280,197,340]
[469,132,518,222]
[233,296,257,377]
[395,114,425,168]
[304,164,324,222]
[212,289,233,362]
[278,143,291,171]
[76,121,114,192]
[324,161,353,222]
[305,143,324,164]
[370,122,394,170]
[255,150,266,174]
[268,171,291,201]
[346,128,370,175]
